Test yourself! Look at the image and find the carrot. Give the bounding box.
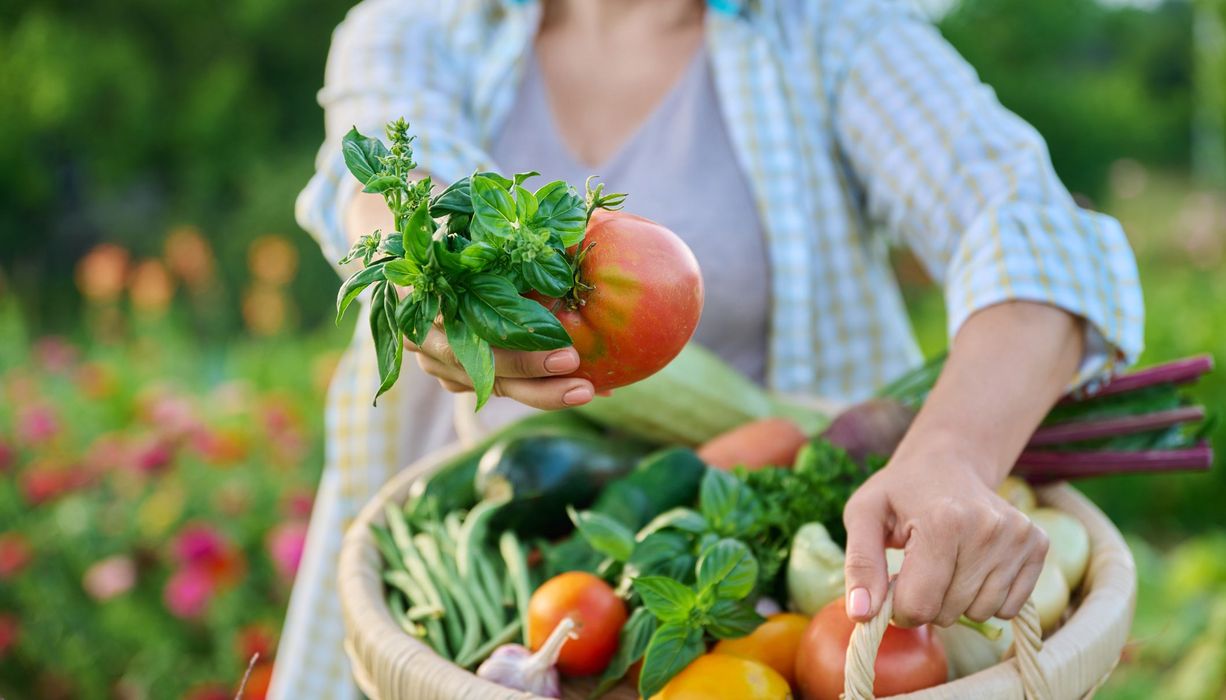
[697,417,809,471]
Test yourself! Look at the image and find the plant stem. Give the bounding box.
[1028,406,1206,446]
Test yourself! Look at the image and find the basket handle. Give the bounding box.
[843,580,1052,700]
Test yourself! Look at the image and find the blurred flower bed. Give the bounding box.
[0,231,343,699]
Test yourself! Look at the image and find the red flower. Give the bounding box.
[0,613,18,659]
[266,521,308,582]
[129,434,174,474]
[192,427,249,466]
[282,490,314,519]
[0,438,12,473]
[164,565,215,619]
[0,534,31,579]
[15,403,59,446]
[236,624,277,663]
[172,523,245,587]
[20,462,89,505]
[183,683,230,700]
[239,661,274,700]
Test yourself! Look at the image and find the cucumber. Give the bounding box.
[476,433,643,537]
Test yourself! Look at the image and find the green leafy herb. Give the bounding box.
[567,506,636,563]
[590,608,659,699]
[334,119,625,407]
[638,623,705,699]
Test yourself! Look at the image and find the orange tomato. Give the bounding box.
[528,571,627,676]
[713,612,810,687]
[647,654,792,700]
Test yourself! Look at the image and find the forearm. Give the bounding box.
[893,301,1085,486]
[344,187,396,247]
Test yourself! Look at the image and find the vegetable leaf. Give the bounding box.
[590,608,658,699]
[470,174,518,242]
[443,314,494,409]
[637,508,708,539]
[638,623,704,699]
[568,507,636,563]
[459,242,500,271]
[363,174,404,194]
[336,262,387,324]
[382,259,419,287]
[522,248,572,298]
[369,282,404,403]
[628,531,693,579]
[633,576,696,623]
[458,274,571,351]
[696,538,758,600]
[704,599,765,640]
[514,185,538,223]
[342,127,389,184]
[431,176,473,216]
[532,181,587,247]
[404,201,434,265]
[699,469,761,534]
[396,293,438,347]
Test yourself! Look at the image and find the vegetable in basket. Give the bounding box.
[647,654,792,700]
[711,612,809,687]
[334,119,703,408]
[476,617,576,698]
[527,572,627,677]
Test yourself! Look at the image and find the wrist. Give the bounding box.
[888,425,1007,487]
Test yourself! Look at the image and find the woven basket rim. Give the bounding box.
[339,446,1136,700]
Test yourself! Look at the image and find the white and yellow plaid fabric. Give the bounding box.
[271,0,1143,696]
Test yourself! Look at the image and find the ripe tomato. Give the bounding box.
[649,654,793,700]
[547,209,703,391]
[795,599,947,700]
[713,612,810,687]
[527,571,627,676]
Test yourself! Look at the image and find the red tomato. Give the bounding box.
[795,599,947,700]
[527,571,627,676]
[545,210,703,391]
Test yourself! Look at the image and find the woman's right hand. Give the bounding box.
[405,324,595,410]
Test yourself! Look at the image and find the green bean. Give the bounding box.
[500,531,533,645]
[444,511,464,546]
[455,619,523,669]
[455,498,506,579]
[389,514,462,657]
[417,532,483,661]
[383,570,447,656]
[473,547,507,613]
[370,522,406,572]
[407,604,444,622]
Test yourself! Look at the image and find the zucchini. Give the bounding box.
[576,343,827,444]
[476,433,642,537]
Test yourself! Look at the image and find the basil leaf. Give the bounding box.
[442,314,494,409]
[378,233,405,258]
[699,469,761,534]
[704,599,765,640]
[633,577,696,623]
[638,508,709,540]
[629,531,694,580]
[363,174,404,194]
[432,236,466,276]
[382,258,419,287]
[459,241,500,271]
[696,538,758,600]
[369,282,403,403]
[431,176,472,216]
[342,127,389,184]
[458,274,571,351]
[513,171,540,188]
[336,262,387,324]
[532,181,587,247]
[522,248,572,298]
[514,185,538,223]
[638,622,704,699]
[590,608,658,699]
[404,201,434,265]
[397,293,438,347]
[568,507,636,563]
[470,174,517,242]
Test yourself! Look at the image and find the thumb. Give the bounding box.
[843,494,890,622]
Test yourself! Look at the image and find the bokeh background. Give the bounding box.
[1,0,1223,697]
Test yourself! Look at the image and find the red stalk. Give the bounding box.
[1014,443,1213,482]
[1027,406,1207,447]
[1063,354,1214,403]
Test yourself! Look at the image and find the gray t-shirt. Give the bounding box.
[490,49,771,384]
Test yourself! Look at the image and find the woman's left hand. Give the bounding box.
[841,441,1050,627]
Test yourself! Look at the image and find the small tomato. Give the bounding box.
[648,654,792,700]
[528,572,626,676]
[713,612,810,687]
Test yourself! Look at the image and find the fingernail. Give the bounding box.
[544,350,578,374]
[848,587,870,618]
[562,386,593,406]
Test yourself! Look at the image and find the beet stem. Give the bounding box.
[1062,355,1214,403]
[1014,444,1214,482]
[1028,406,1207,447]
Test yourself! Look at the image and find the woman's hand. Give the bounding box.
[842,439,1049,627]
[405,325,595,410]
[842,300,1084,627]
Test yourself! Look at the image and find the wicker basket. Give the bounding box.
[339,446,1136,700]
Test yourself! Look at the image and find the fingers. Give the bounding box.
[891,500,958,628]
[998,531,1049,619]
[406,325,582,379]
[842,492,891,622]
[416,353,594,410]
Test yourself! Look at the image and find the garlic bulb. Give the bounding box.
[476,617,576,698]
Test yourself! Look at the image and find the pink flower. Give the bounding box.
[15,404,59,446]
[129,435,174,474]
[83,555,137,601]
[144,393,202,440]
[266,521,308,581]
[33,336,78,373]
[0,534,31,579]
[82,433,128,472]
[164,565,215,619]
[0,613,18,659]
[0,438,12,473]
[173,524,226,567]
[282,490,314,519]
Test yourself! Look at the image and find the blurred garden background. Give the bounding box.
[1,0,1224,697]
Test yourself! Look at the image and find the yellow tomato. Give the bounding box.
[647,654,792,700]
[712,612,809,687]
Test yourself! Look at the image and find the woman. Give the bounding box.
[273,0,1143,696]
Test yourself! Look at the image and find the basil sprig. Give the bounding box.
[334,119,624,407]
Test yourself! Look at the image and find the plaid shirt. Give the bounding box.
[272,0,1144,696]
